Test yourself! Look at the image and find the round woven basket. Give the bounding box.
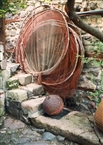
[94,99,103,132]
[16,5,84,99]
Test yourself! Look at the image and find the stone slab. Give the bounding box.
[1,69,11,79]
[17,73,33,86]
[0,59,7,70]
[88,115,103,144]
[75,0,83,2]
[4,117,25,130]
[78,78,96,90]
[25,141,50,145]
[22,83,45,96]
[6,89,28,102]
[21,97,45,117]
[6,100,21,118]
[6,62,20,73]
[31,111,103,145]
[0,77,3,89]
[0,90,5,116]
[6,77,19,90]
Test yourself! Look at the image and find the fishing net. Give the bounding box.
[16,5,84,99]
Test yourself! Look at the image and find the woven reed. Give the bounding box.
[16,5,84,99]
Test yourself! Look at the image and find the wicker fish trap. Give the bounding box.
[16,5,84,99]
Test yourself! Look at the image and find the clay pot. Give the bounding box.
[94,99,103,132]
[43,95,64,116]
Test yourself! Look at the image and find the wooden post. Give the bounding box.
[0,17,6,69]
[0,17,5,54]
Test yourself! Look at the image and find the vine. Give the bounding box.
[80,40,103,106]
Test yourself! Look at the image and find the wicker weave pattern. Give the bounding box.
[16,5,84,99]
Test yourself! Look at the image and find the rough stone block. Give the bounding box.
[98,1,103,9]
[7,106,20,119]
[75,0,83,2]
[7,62,20,74]
[2,68,11,79]
[31,111,102,145]
[21,97,45,117]
[0,59,7,70]
[6,77,19,90]
[78,78,96,91]
[33,84,45,96]
[35,2,41,7]
[1,69,11,89]
[6,100,26,120]
[19,86,34,98]
[6,89,28,102]
[0,116,5,128]
[0,77,3,89]
[23,83,45,96]
[0,90,5,116]
[4,117,25,130]
[52,0,60,4]
[6,100,21,110]
[18,74,32,86]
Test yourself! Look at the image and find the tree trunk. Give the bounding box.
[0,17,5,57]
[0,0,6,57]
[0,17,5,42]
[66,0,103,42]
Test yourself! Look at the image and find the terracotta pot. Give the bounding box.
[43,95,64,116]
[94,99,103,132]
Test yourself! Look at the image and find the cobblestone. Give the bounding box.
[0,115,80,145]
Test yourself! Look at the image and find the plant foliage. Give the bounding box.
[0,0,26,17]
[83,40,103,106]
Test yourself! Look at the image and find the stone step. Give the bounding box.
[21,83,45,97]
[6,89,28,102]
[0,90,5,116]
[13,73,33,86]
[5,89,103,145]
[30,111,103,145]
[6,89,28,117]
[5,87,45,120]
[21,97,46,117]
[6,77,19,90]
[6,62,20,74]
[1,69,11,80]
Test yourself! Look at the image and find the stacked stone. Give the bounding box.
[1,0,103,115]
[0,1,103,144]
[0,62,45,118]
[5,0,103,52]
[5,0,67,54]
[0,64,102,145]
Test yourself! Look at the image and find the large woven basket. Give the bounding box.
[16,5,84,99]
[94,99,103,132]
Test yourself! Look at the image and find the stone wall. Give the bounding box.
[0,0,103,117]
[5,0,103,53]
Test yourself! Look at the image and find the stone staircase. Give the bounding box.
[0,62,103,145]
[0,62,45,118]
[1,0,103,144]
